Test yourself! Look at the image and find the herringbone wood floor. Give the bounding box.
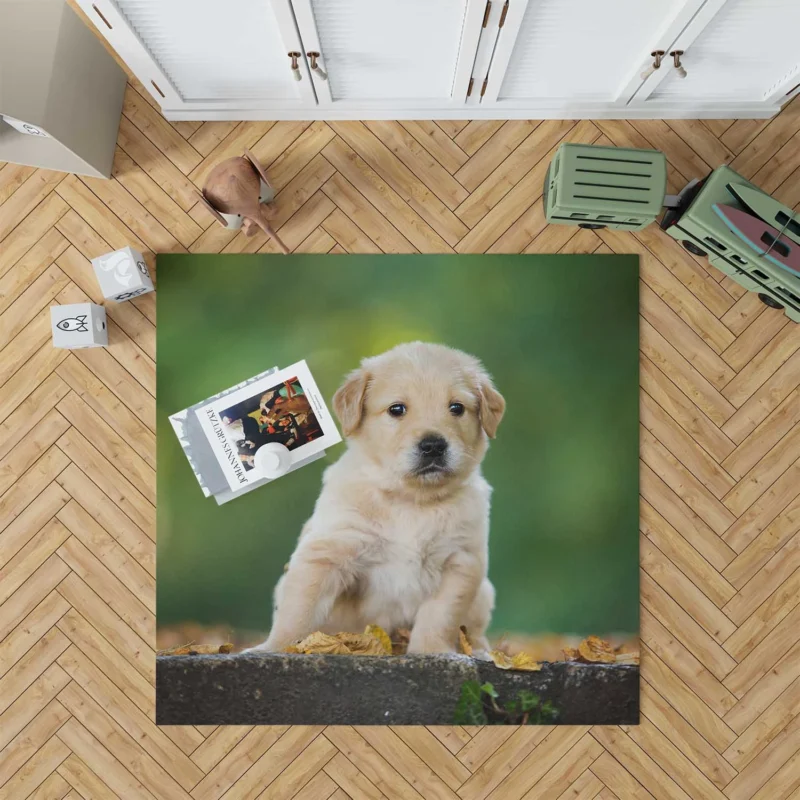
[3,45,800,798]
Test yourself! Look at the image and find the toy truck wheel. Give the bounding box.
[578,223,606,230]
[758,293,784,310]
[682,240,707,257]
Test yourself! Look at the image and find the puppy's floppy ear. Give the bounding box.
[333,368,370,437]
[475,370,505,439]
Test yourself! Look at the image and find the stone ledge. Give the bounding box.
[156,654,639,725]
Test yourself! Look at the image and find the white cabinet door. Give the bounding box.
[76,0,316,113]
[479,0,706,110]
[632,0,800,108]
[290,0,486,109]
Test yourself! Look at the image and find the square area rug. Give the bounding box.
[156,254,640,726]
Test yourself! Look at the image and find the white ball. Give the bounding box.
[253,442,292,479]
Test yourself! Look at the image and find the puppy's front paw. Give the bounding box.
[471,648,492,662]
[407,629,457,655]
[240,641,272,655]
[241,632,293,654]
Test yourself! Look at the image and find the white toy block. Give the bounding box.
[91,246,154,302]
[51,303,107,349]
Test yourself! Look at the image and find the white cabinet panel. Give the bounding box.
[489,0,701,104]
[647,0,800,103]
[115,0,293,101]
[77,0,794,119]
[76,0,315,111]
[292,0,485,106]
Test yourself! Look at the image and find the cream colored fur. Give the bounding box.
[245,342,505,655]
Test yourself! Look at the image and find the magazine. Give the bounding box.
[193,360,342,493]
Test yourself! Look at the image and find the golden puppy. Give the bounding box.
[246,342,505,655]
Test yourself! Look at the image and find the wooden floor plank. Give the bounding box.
[454,119,577,230]
[57,752,121,800]
[56,716,159,800]
[454,121,505,155]
[56,650,202,793]
[639,642,737,751]
[325,125,463,249]
[321,172,416,254]
[602,230,736,354]
[110,148,202,249]
[264,121,337,193]
[400,121,470,174]
[0,170,66,244]
[723,537,800,630]
[187,121,239,158]
[121,85,201,176]
[322,751,385,800]
[639,680,737,789]
[57,500,154,609]
[189,725,288,800]
[364,120,469,210]
[0,229,69,316]
[116,116,201,212]
[0,163,36,205]
[453,121,540,192]
[456,728,548,800]
[640,502,736,608]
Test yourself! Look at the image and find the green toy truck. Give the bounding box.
[544,142,800,322]
[543,143,667,231]
[659,165,800,323]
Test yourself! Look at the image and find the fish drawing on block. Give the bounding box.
[726,183,800,246]
[57,315,89,332]
[712,204,800,277]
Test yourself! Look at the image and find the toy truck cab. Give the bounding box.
[660,165,800,322]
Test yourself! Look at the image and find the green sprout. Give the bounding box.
[454,681,559,725]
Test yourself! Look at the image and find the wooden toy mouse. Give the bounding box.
[197,149,290,254]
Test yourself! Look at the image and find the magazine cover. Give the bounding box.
[194,360,341,492]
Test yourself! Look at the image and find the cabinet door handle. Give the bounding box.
[288,52,302,81]
[670,50,687,79]
[307,52,328,81]
[641,50,665,80]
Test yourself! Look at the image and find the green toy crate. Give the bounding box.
[660,165,800,323]
[544,143,667,231]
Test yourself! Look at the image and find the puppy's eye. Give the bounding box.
[449,402,465,416]
[387,403,407,418]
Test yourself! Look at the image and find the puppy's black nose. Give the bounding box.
[418,434,448,457]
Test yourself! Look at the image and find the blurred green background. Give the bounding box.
[157,254,639,640]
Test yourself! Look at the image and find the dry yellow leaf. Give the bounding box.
[219,643,233,654]
[562,647,580,661]
[337,632,387,656]
[281,626,394,656]
[615,652,640,665]
[295,631,351,655]
[364,624,393,655]
[489,649,542,671]
[510,652,543,671]
[578,635,616,663]
[489,649,515,669]
[459,626,473,656]
[158,641,195,655]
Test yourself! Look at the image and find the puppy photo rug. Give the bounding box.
[156,254,640,726]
